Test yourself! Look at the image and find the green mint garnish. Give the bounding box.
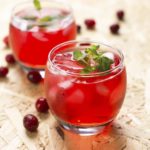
[73,50,84,61]
[23,16,37,21]
[73,44,114,74]
[73,50,89,65]
[85,45,100,60]
[33,0,42,11]
[81,66,96,74]
[97,56,114,71]
[38,16,53,23]
[26,15,54,30]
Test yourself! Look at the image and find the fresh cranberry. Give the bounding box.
[0,67,9,77]
[5,54,16,64]
[27,71,42,84]
[80,43,91,46]
[77,25,81,34]
[110,24,120,34]
[35,97,49,113]
[117,10,124,21]
[23,114,39,132]
[84,19,96,29]
[3,36,9,47]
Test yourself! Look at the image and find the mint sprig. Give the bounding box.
[33,0,42,11]
[73,44,114,74]
[38,16,53,23]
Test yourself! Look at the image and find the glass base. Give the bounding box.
[18,61,45,78]
[59,120,113,136]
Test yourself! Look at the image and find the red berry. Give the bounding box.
[0,67,9,77]
[3,36,9,47]
[5,54,16,64]
[23,114,39,132]
[27,71,42,84]
[110,24,120,34]
[117,10,124,21]
[77,25,81,34]
[80,43,91,46]
[35,97,49,113]
[84,19,96,29]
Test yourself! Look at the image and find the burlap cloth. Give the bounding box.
[0,0,150,149]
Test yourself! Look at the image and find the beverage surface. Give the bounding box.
[12,7,71,31]
[51,44,121,78]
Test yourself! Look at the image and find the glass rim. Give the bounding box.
[11,0,73,25]
[48,40,125,77]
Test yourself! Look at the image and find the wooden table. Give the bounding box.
[0,0,150,149]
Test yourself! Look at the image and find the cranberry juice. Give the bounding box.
[9,7,76,69]
[45,45,126,126]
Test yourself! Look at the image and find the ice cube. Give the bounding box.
[32,32,49,41]
[96,84,109,97]
[66,89,84,104]
[58,79,74,89]
[102,52,114,60]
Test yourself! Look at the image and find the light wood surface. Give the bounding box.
[0,0,150,149]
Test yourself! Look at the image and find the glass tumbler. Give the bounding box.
[44,40,127,135]
[9,0,77,71]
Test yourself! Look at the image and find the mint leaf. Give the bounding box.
[73,50,84,61]
[23,16,37,21]
[33,0,41,10]
[26,16,54,30]
[81,66,96,74]
[97,56,113,71]
[85,45,100,60]
[90,45,100,51]
[85,45,99,55]
[38,16,53,23]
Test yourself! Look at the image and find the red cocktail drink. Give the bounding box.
[9,1,76,70]
[45,41,126,135]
